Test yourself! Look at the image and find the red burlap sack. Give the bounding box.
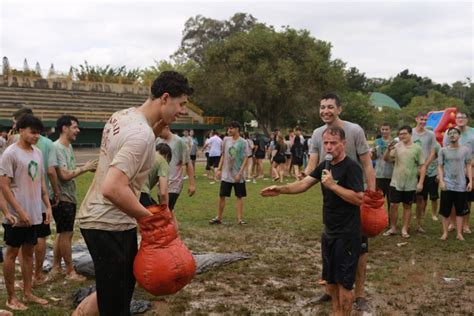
[360,189,388,237]
[133,205,196,296]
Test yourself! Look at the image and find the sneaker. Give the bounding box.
[353,297,370,312]
[432,215,438,221]
[311,293,332,305]
[238,220,247,225]
[183,176,189,180]
[209,217,222,225]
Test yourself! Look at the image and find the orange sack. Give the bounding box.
[133,205,196,296]
[360,189,388,237]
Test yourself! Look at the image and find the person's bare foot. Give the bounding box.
[65,271,86,282]
[33,275,49,286]
[49,268,63,279]
[0,308,14,316]
[24,294,48,305]
[456,235,465,241]
[5,298,28,311]
[439,234,448,240]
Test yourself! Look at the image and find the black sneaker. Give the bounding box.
[353,297,370,312]
[209,217,222,225]
[311,293,332,305]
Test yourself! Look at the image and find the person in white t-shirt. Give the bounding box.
[74,71,193,316]
[202,130,223,182]
[1,114,52,310]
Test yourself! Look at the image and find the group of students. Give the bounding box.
[0,108,97,312]
[372,112,473,241]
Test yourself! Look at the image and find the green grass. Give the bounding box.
[1,161,473,315]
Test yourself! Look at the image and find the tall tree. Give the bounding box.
[173,13,260,65]
[192,25,346,134]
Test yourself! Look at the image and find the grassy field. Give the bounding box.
[1,162,473,315]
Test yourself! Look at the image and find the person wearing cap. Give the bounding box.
[304,93,375,312]
[261,126,364,316]
[209,121,251,225]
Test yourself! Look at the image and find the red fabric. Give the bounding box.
[360,189,388,237]
[133,205,196,296]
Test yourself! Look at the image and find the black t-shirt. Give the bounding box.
[310,156,364,239]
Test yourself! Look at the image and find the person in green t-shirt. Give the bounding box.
[140,143,172,207]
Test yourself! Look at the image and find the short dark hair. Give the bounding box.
[228,121,241,131]
[381,122,391,127]
[447,127,461,135]
[322,126,345,140]
[150,71,193,99]
[13,107,33,120]
[156,143,172,163]
[398,125,412,134]
[416,112,428,118]
[320,93,341,107]
[56,115,79,134]
[16,114,44,132]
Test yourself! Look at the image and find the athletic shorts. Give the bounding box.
[208,156,221,168]
[389,187,415,205]
[255,151,265,159]
[168,193,180,211]
[376,178,391,199]
[417,176,439,200]
[190,155,196,161]
[36,212,51,238]
[52,201,77,233]
[360,235,369,254]
[322,235,361,290]
[205,153,210,170]
[139,192,157,208]
[3,224,38,248]
[439,191,469,218]
[219,181,247,198]
[466,177,474,202]
[81,228,137,316]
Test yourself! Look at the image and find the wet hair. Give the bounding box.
[322,126,346,140]
[56,115,79,134]
[13,107,33,120]
[156,143,172,163]
[320,93,341,107]
[150,71,193,99]
[398,125,412,134]
[16,114,44,132]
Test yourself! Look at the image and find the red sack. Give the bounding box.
[360,189,388,237]
[133,205,196,296]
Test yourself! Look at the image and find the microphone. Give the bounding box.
[324,154,333,171]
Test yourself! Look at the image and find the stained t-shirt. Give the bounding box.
[389,142,424,191]
[438,146,471,192]
[412,129,435,163]
[0,143,44,225]
[54,140,77,204]
[157,134,189,194]
[426,142,440,177]
[221,136,251,183]
[141,153,169,195]
[35,135,58,199]
[78,107,155,231]
[443,126,474,157]
[310,156,364,239]
[374,138,394,179]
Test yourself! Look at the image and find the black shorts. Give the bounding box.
[36,212,51,238]
[389,187,415,205]
[360,235,369,254]
[190,155,196,161]
[466,178,474,202]
[439,191,469,217]
[209,156,221,168]
[376,178,391,198]
[81,228,137,316]
[52,201,77,233]
[417,176,439,200]
[322,235,361,290]
[139,192,157,208]
[291,157,303,166]
[168,192,180,211]
[255,151,265,159]
[219,181,247,198]
[3,224,38,248]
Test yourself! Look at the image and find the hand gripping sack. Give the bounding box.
[360,189,388,237]
[134,205,196,296]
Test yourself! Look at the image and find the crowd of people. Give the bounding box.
[0,70,472,315]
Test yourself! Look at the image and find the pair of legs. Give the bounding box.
[213,181,246,223]
[292,164,302,180]
[51,202,83,279]
[439,191,469,241]
[33,216,51,284]
[255,158,264,178]
[3,224,48,311]
[386,188,415,237]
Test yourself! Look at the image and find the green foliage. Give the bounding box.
[192,25,346,134]
[141,59,199,86]
[73,61,141,84]
[339,92,375,132]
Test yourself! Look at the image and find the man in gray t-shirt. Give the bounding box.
[412,113,436,233]
[438,127,472,241]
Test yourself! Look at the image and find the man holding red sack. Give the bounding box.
[261,126,364,316]
[75,72,192,316]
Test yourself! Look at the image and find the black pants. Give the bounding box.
[81,228,137,316]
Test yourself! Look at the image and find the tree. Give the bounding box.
[141,59,199,86]
[192,25,346,134]
[173,13,260,65]
[345,67,370,92]
[73,61,141,83]
[339,92,376,132]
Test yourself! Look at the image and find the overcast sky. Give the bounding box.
[0,0,472,84]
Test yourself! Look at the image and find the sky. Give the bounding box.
[0,0,472,84]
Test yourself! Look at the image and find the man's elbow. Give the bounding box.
[102,186,115,202]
